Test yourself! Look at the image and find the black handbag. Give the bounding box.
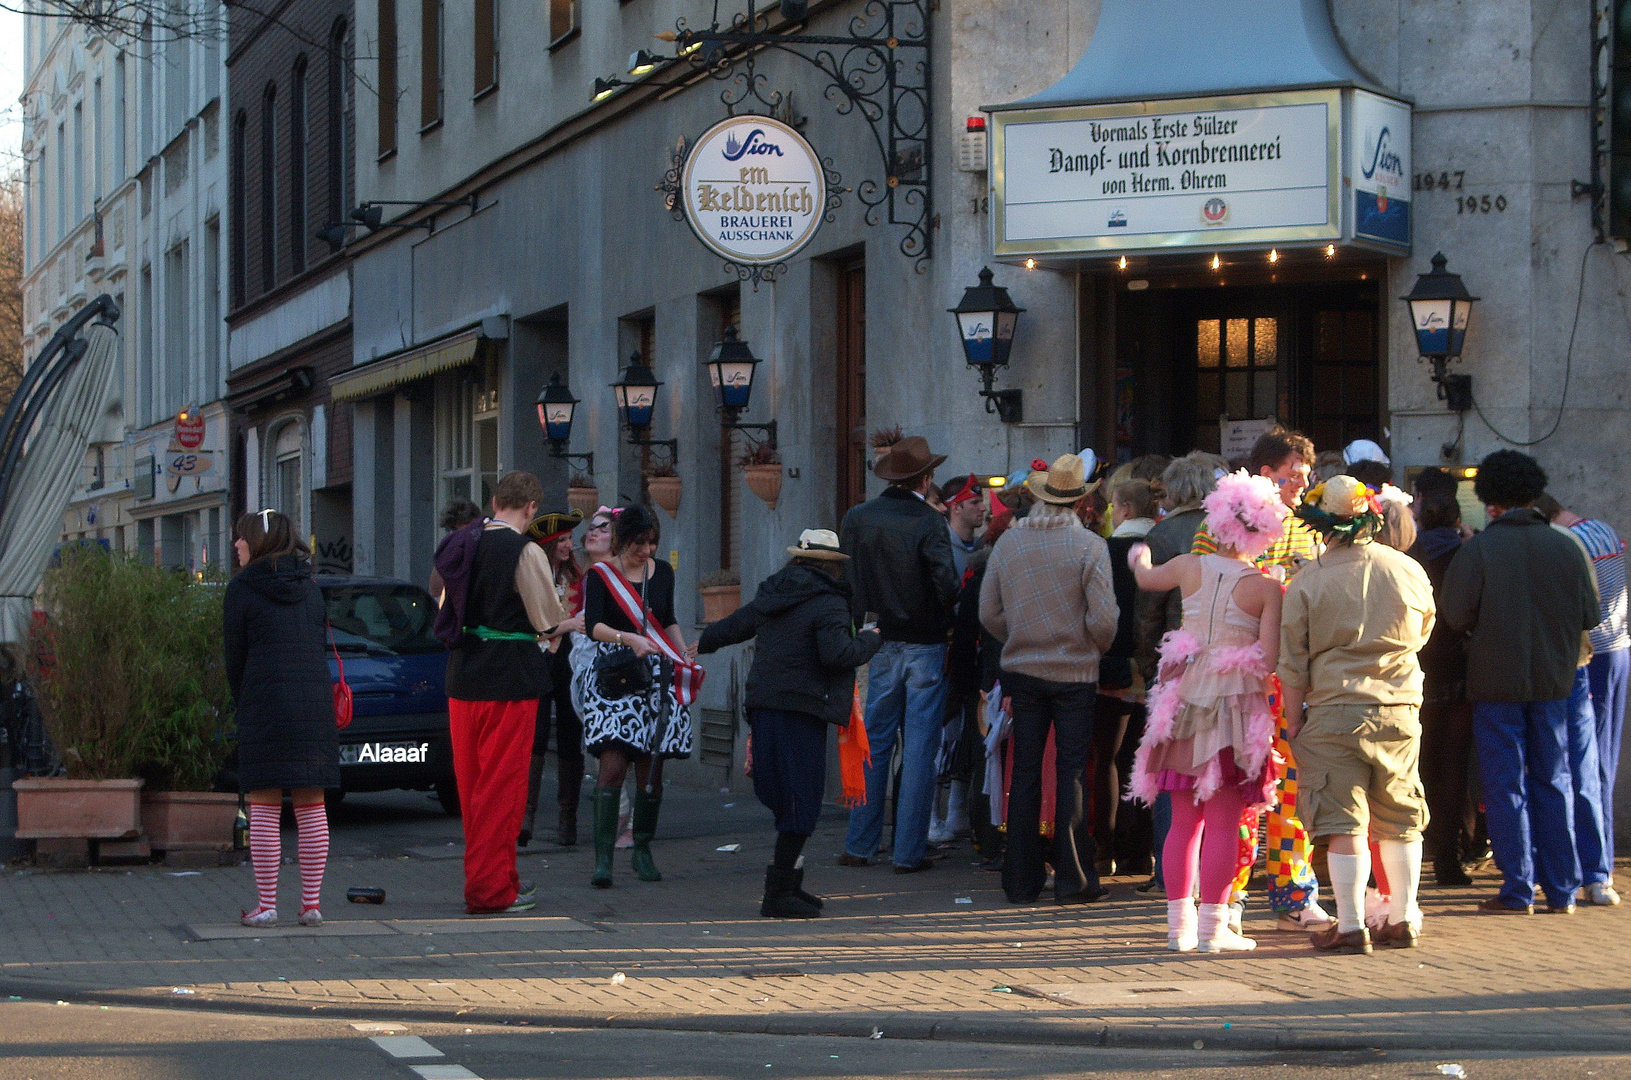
[594,572,653,700]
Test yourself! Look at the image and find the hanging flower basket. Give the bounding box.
[743,464,783,510]
[567,483,600,517]
[698,584,742,623]
[647,474,683,518]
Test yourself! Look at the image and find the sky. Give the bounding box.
[0,5,24,170]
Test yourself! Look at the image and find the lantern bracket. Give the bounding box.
[723,417,778,453]
[1424,357,1473,413]
[548,446,596,474]
[627,434,680,466]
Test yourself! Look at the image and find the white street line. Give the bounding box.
[370,1035,445,1059]
[409,1066,482,1080]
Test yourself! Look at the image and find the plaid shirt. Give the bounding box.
[978,512,1119,685]
[1190,514,1322,574]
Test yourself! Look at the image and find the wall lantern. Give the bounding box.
[612,352,678,460]
[535,373,593,473]
[950,266,1025,423]
[1402,252,1478,412]
[705,326,777,450]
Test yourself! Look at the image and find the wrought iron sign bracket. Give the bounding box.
[723,418,778,453]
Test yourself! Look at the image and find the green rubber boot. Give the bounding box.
[590,786,619,888]
[630,788,664,882]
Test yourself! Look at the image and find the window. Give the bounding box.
[139,264,153,423]
[377,0,397,157]
[271,421,304,536]
[420,0,443,130]
[73,103,83,226]
[114,53,126,179]
[325,584,443,655]
[56,122,65,241]
[326,19,349,239]
[1194,316,1279,453]
[230,108,246,306]
[289,56,307,274]
[92,446,105,488]
[259,82,277,293]
[474,0,497,96]
[165,15,190,134]
[436,360,500,507]
[203,218,221,392]
[164,241,189,414]
[139,20,153,156]
[91,79,101,200]
[549,0,577,44]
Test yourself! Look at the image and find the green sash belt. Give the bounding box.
[467,626,539,642]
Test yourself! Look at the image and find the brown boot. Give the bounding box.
[1310,924,1372,954]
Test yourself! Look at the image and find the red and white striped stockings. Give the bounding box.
[245,801,329,920]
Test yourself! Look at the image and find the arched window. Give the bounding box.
[290,55,307,274]
[259,81,277,293]
[230,108,247,307]
[269,419,306,537]
[326,18,349,246]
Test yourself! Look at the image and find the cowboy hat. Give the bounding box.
[525,508,584,544]
[873,435,947,482]
[1025,454,1097,505]
[787,528,849,561]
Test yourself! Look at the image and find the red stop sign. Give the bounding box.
[176,412,205,449]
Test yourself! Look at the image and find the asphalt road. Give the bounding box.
[0,1001,1623,1080]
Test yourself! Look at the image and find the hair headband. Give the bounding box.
[945,475,978,507]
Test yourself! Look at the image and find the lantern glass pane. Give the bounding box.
[995,310,1018,343]
[1449,297,1472,356]
[1410,297,1453,356]
[958,309,996,366]
[716,360,755,409]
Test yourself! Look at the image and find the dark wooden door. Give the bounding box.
[835,264,867,523]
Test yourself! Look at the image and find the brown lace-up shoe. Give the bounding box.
[1310,924,1373,954]
[1372,920,1419,949]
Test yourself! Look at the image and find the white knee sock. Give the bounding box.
[1166,897,1197,950]
[1328,849,1370,933]
[946,779,970,832]
[1377,839,1423,926]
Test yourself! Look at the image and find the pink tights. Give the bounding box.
[1163,785,1249,905]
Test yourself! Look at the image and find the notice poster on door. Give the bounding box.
[1220,416,1277,462]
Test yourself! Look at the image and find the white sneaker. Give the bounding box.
[927,821,957,845]
[298,907,323,927]
[240,907,278,928]
[1587,881,1622,906]
[1276,902,1336,932]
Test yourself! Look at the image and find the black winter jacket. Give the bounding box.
[697,564,883,726]
[838,487,961,643]
[224,555,340,791]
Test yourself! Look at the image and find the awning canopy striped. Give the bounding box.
[328,329,483,402]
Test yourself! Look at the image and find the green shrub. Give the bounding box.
[28,548,233,787]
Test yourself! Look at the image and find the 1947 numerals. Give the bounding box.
[1414,171,1465,191]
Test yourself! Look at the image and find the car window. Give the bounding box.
[323,585,444,655]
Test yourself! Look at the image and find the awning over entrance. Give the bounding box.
[328,330,482,402]
[989,0,1378,112]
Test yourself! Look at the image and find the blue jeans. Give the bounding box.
[1566,667,1611,886]
[844,641,948,867]
[1588,648,1629,867]
[1473,699,1579,909]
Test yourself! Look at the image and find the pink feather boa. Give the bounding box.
[1202,470,1290,559]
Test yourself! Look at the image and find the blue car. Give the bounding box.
[318,576,459,815]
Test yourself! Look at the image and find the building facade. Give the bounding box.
[22,6,233,571]
[224,0,356,571]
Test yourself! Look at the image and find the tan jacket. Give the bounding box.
[1278,540,1436,708]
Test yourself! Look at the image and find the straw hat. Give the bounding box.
[1024,454,1097,505]
[873,435,947,482]
[787,528,849,561]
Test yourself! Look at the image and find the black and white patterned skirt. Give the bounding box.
[575,642,694,760]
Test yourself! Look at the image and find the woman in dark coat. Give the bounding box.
[696,529,882,917]
[224,509,339,928]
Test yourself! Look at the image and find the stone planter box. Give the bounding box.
[743,464,783,509]
[647,475,682,517]
[698,585,742,624]
[567,486,600,517]
[142,791,239,852]
[13,777,143,840]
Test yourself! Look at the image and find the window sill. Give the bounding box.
[473,83,498,103]
[419,118,444,136]
[548,27,580,52]
[376,147,398,164]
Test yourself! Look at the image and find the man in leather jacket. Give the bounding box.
[837,435,961,873]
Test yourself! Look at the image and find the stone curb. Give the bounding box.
[3,974,1627,1054]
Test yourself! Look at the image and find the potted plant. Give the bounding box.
[697,569,742,623]
[567,473,600,517]
[18,549,235,853]
[741,443,783,510]
[646,462,683,517]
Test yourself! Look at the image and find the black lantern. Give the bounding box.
[536,373,578,445]
[950,266,1026,422]
[706,326,761,414]
[1402,252,1478,412]
[612,353,662,430]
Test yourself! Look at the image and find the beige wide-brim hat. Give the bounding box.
[1025,454,1098,505]
[787,528,849,561]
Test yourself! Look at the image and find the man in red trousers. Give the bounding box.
[441,471,571,914]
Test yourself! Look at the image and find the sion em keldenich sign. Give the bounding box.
[682,115,827,265]
[990,88,1410,256]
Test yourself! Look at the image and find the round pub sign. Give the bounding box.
[682,115,826,265]
[175,410,205,449]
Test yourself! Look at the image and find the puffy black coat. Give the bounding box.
[838,487,961,643]
[224,555,340,791]
[697,563,882,726]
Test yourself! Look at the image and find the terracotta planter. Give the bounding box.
[142,791,239,852]
[13,777,143,840]
[743,463,783,510]
[567,486,600,517]
[647,475,682,517]
[697,584,742,624]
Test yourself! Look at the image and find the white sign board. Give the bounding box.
[1220,417,1278,461]
[682,115,827,265]
[991,90,1341,256]
[1349,89,1411,250]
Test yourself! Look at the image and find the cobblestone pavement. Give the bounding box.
[2,787,1627,1052]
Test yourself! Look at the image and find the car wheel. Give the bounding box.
[435,777,461,817]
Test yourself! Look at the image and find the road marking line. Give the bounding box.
[370,1035,445,1059]
[350,1022,408,1033]
[409,1066,481,1080]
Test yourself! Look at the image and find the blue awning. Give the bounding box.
[987,0,1387,112]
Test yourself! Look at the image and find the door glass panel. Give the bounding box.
[1314,366,1342,402]
[1344,364,1375,403]
[1195,373,1220,418]
[1253,318,1277,364]
[1225,318,1249,367]
[1253,372,1277,416]
[1196,319,1220,368]
[1225,372,1249,417]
